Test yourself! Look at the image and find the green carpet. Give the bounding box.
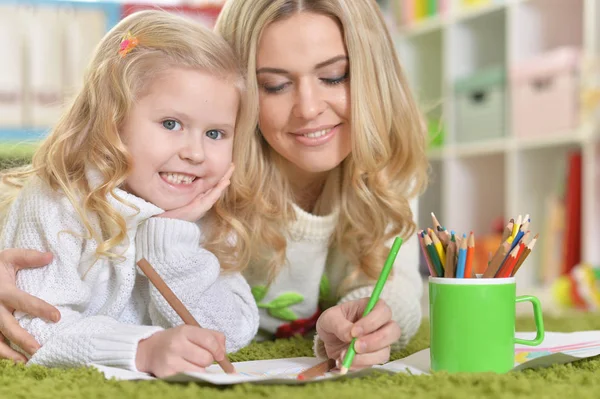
[1,313,600,399]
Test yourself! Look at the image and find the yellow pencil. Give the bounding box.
[429,228,446,268]
[511,214,522,240]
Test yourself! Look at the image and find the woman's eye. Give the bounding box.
[206,130,223,140]
[322,72,349,85]
[261,82,289,94]
[162,119,182,131]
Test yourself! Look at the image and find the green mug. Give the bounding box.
[429,277,545,373]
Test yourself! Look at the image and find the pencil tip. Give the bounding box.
[340,366,349,375]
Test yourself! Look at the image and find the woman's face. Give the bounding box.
[256,12,352,177]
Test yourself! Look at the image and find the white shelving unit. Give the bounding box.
[391,0,600,288]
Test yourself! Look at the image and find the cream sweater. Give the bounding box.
[244,199,423,356]
[1,173,259,370]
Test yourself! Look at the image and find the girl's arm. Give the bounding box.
[136,217,259,353]
[2,181,162,370]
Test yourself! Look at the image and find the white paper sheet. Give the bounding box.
[91,331,600,384]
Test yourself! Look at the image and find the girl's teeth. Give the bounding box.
[303,128,331,138]
[162,173,195,184]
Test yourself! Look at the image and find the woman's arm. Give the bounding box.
[0,248,59,361]
[136,217,259,353]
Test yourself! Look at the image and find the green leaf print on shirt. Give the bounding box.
[251,286,304,321]
[318,275,337,310]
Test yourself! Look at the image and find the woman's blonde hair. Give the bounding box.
[210,0,429,287]
[0,10,251,270]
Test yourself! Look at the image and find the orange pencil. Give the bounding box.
[511,234,539,276]
[464,232,475,278]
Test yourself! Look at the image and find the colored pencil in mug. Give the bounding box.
[511,234,539,276]
[464,232,475,278]
[456,234,467,278]
[502,219,514,242]
[511,214,522,240]
[424,234,444,277]
[137,258,236,374]
[429,228,446,269]
[418,231,437,277]
[340,237,403,375]
[496,243,521,278]
[482,240,511,278]
[444,236,456,278]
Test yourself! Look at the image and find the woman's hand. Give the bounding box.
[158,164,234,222]
[315,298,401,370]
[0,249,60,361]
[136,325,227,377]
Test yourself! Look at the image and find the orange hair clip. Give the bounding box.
[118,31,139,58]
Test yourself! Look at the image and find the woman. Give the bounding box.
[0,0,428,370]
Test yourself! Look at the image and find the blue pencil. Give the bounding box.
[456,234,467,278]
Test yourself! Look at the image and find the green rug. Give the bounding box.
[1,313,599,399]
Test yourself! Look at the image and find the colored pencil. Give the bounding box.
[483,240,511,278]
[137,258,236,374]
[511,214,522,240]
[429,228,446,269]
[340,237,403,375]
[297,359,336,380]
[456,234,467,278]
[418,231,437,277]
[424,234,444,277]
[497,243,522,278]
[502,219,514,242]
[445,237,456,278]
[464,232,475,278]
[511,234,539,276]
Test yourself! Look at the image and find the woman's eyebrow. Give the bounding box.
[256,55,348,75]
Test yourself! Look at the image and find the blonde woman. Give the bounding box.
[0,11,259,376]
[209,0,428,368]
[0,0,428,370]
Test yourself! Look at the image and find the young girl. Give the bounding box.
[0,10,258,377]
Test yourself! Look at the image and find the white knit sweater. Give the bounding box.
[244,199,423,356]
[1,173,259,370]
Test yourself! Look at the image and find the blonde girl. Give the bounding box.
[0,10,258,377]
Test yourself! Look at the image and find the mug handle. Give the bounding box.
[514,295,545,346]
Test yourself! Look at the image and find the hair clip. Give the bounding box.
[118,31,139,58]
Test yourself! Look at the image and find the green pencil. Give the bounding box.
[339,237,403,375]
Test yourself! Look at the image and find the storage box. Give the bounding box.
[510,47,581,138]
[454,66,506,143]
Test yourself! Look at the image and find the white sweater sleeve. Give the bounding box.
[2,184,162,370]
[135,217,259,353]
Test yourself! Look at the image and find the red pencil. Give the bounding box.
[497,244,520,278]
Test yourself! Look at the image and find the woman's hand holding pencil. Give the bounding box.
[420,213,538,278]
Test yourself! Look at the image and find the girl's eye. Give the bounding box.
[162,119,182,131]
[206,130,223,140]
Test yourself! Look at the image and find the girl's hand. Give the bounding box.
[0,249,60,361]
[158,164,234,222]
[136,325,227,377]
[315,298,401,370]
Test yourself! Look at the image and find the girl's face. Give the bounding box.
[120,67,238,211]
[256,12,352,178]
